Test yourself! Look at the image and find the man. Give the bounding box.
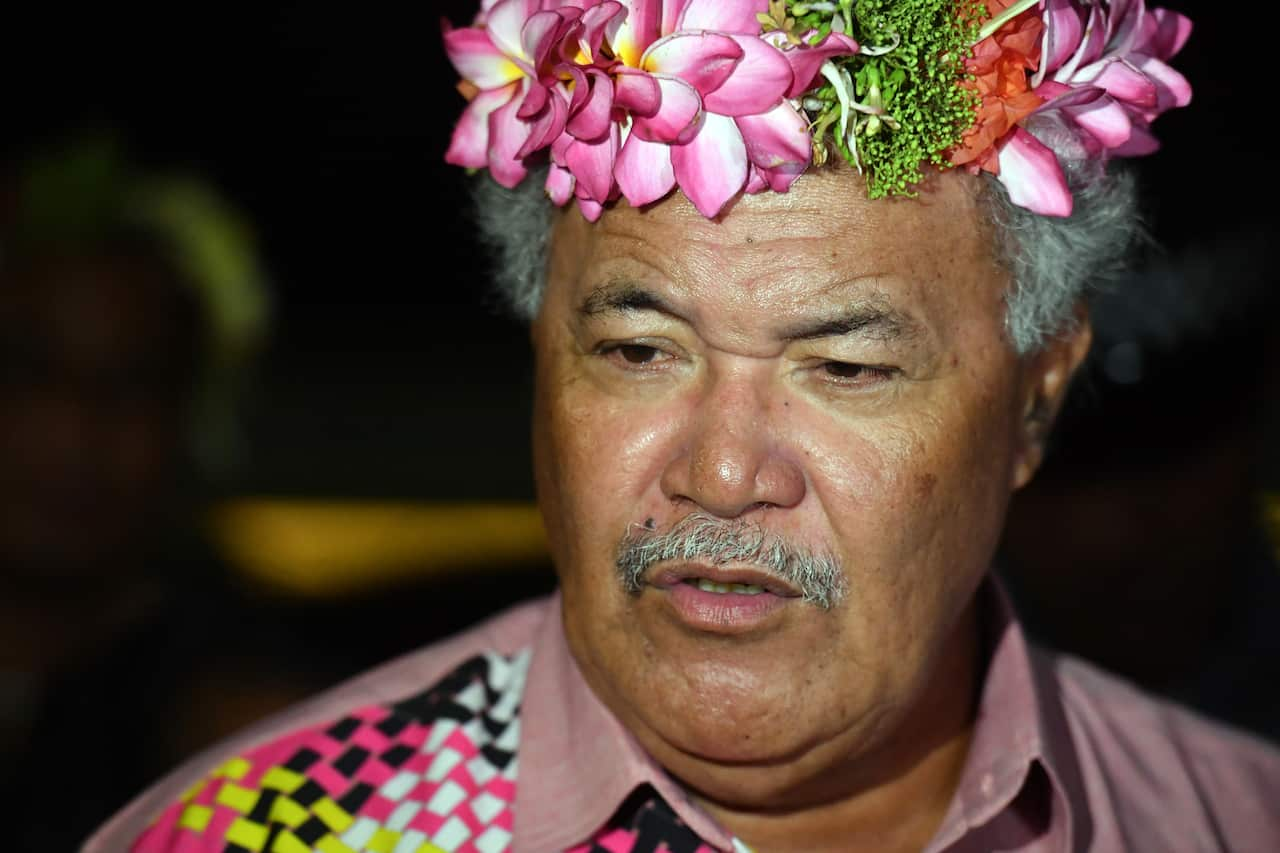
[88,1,1280,851]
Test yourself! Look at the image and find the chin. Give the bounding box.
[638,649,836,757]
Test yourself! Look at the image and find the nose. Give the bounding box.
[659,368,806,518]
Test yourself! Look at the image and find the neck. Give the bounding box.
[695,602,981,853]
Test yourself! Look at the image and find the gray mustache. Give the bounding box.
[615,512,846,609]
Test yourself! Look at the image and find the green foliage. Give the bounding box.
[784,0,985,198]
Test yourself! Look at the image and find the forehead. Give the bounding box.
[546,167,1007,344]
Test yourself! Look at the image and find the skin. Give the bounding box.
[532,164,1089,852]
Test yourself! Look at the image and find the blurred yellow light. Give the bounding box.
[208,500,548,597]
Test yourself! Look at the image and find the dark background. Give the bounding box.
[8,0,1270,502]
[3,3,1279,847]
[8,0,538,501]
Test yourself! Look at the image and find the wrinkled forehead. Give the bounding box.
[546,167,1007,346]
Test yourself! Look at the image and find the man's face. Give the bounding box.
[532,167,1075,805]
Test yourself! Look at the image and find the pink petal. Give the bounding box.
[516,84,570,158]
[576,2,625,62]
[735,101,810,173]
[702,35,793,116]
[1066,96,1133,148]
[546,162,576,205]
[744,165,768,194]
[550,129,574,167]
[661,0,689,37]
[521,10,573,71]
[1052,4,1106,81]
[575,195,605,221]
[676,0,764,35]
[517,80,549,119]
[772,32,859,99]
[487,84,536,187]
[614,66,662,117]
[631,73,704,144]
[567,68,615,142]
[757,161,806,193]
[1130,54,1191,111]
[445,83,520,169]
[615,133,676,206]
[565,123,621,202]
[443,25,525,88]
[641,32,743,97]
[486,0,541,60]
[1032,80,1105,113]
[610,0,663,66]
[1148,8,1193,59]
[671,111,748,218]
[1106,0,1147,55]
[1111,120,1159,156]
[1037,0,1084,80]
[563,64,591,115]
[1076,57,1158,109]
[995,128,1073,217]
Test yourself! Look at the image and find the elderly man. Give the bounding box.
[89,1,1279,851]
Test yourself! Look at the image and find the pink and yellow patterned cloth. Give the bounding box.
[89,584,1280,852]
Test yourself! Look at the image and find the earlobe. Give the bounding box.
[1011,312,1092,490]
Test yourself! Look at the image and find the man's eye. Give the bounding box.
[819,361,896,383]
[601,344,670,366]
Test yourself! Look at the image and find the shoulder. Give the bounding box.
[1039,646,1280,845]
[82,596,551,852]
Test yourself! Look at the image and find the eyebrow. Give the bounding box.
[578,281,678,320]
[781,302,922,343]
[578,280,922,344]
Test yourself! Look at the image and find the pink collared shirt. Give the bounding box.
[86,580,1280,852]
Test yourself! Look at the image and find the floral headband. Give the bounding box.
[443,0,1192,220]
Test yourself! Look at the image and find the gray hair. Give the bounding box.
[471,123,1142,354]
[616,512,846,609]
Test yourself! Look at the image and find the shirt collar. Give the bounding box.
[513,593,735,852]
[514,578,1086,853]
[928,576,1088,851]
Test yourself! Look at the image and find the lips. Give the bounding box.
[647,562,801,634]
[649,563,803,598]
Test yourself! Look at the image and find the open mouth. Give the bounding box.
[651,565,802,598]
[681,578,768,595]
[646,564,802,633]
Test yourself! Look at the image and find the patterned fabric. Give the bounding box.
[567,794,716,853]
[132,649,719,853]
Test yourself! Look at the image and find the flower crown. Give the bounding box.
[443,0,1192,220]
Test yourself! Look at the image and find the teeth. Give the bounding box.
[692,579,765,595]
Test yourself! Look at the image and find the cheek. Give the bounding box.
[798,393,1014,643]
[532,350,689,584]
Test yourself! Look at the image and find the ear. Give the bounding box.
[1010,307,1092,490]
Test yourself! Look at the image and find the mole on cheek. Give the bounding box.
[916,472,938,499]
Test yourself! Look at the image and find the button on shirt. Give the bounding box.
[86,578,1280,852]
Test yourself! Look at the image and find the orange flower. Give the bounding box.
[948,0,1044,175]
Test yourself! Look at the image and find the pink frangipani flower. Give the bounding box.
[589,0,858,219]
[444,0,598,188]
[446,0,858,221]
[994,0,1192,216]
